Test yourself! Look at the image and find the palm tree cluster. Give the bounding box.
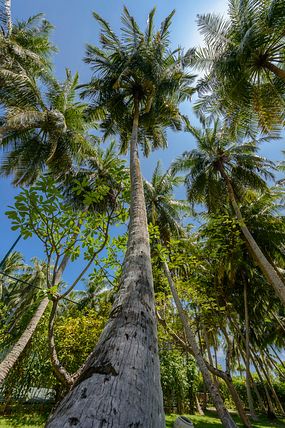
[0,1,285,427]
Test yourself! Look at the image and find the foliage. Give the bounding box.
[81,7,195,155]
[160,349,199,414]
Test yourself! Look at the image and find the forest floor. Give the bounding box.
[0,409,284,427]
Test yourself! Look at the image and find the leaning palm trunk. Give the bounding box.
[4,0,12,36]
[265,62,285,82]
[0,296,49,384]
[243,280,257,420]
[162,260,237,428]
[220,167,285,307]
[0,253,69,385]
[46,100,165,428]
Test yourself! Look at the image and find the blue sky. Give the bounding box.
[0,0,283,287]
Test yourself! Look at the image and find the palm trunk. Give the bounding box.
[243,280,257,420]
[46,99,164,428]
[206,363,252,428]
[0,296,49,384]
[4,0,12,36]
[220,166,285,307]
[162,260,237,428]
[265,61,285,82]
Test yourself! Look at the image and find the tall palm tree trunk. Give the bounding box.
[4,0,12,36]
[46,99,165,428]
[0,296,49,384]
[265,62,285,82]
[243,280,257,420]
[162,260,237,428]
[220,166,285,307]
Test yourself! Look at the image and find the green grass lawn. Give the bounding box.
[166,410,285,428]
[0,410,285,427]
[0,412,46,427]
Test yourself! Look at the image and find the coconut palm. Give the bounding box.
[188,0,285,130]
[172,121,285,307]
[60,139,129,214]
[0,69,95,185]
[46,8,194,428]
[0,250,24,302]
[144,162,239,427]
[144,161,190,243]
[0,259,49,384]
[0,12,55,84]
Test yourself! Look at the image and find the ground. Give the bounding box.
[0,410,285,427]
[166,411,285,428]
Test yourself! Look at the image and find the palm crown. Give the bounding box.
[189,0,285,130]
[81,7,195,155]
[0,70,95,185]
[144,161,190,243]
[172,121,274,212]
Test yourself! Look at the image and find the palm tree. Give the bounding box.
[0,259,49,384]
[144,161,189,243]
[0,13,55,82]
[2,0,12,36]
[188,0,285,130]
[172,121,285,307]
[0,70,94,185]
[0,250,24,302]
[60,139,128,214]
[144,162,239,427]
[46,8,194,428]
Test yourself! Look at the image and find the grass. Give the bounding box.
[166,410,285,427]
[0,409,285,427]
[0,414,45,427]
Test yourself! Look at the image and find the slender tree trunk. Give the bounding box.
[162,260,237,428]
[243,280,257,420]
[255,352,284,415]
[0,251,69,385]
[206,363,252,428]
[4,0,12,36]
[229,316,266,412]
[265,61,285,82]
[195,395,204,416]
[220,167,285,307]
[270,345,285,371]
[0,297,49,384]
[46,99,164,428]
[249,350,276,416]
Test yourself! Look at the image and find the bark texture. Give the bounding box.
[4,0,12,36]
[265,61,285,82]
[221,167,285,307]
[162,260,237,428]
[0,297,49,384]
[46,103,165,428]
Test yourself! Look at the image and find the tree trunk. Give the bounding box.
[243,280,257,420]
[4,0,12,36]
[195,395,204,416]
[206,364,252,428]
[162,260,237,428]
[0,296,49,384]
[265,61,285,82]
[46,100,165,428]
[220,167,285,307]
